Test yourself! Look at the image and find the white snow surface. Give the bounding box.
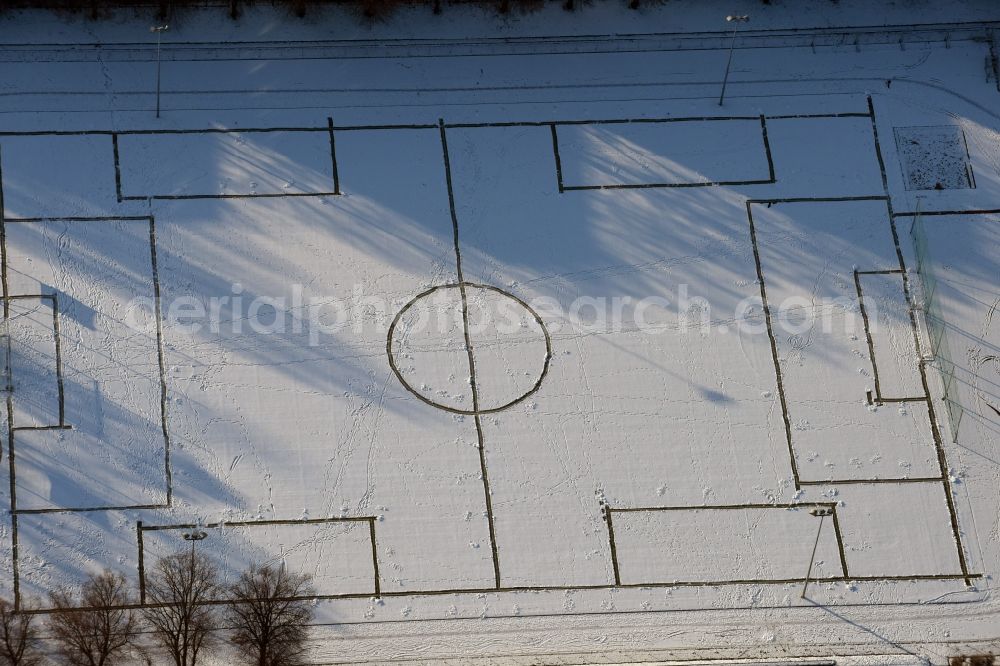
[0,1,998,663]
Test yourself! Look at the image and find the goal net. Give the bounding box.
[909,204,964,443]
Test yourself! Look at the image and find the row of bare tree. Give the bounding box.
[0,549,316,666]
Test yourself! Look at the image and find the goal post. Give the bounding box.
[909,203,964,443]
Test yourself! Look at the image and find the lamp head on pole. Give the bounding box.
[726,14,749,23]
[183,530,208,542]
[809,507,834,517]
[150,24,170,33]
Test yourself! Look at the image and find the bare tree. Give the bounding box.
[144,550,219,666]
[0,597,42,666]
[48,570,140,666]
[225,564,316,666]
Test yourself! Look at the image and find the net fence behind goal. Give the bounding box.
[910,205,964,443]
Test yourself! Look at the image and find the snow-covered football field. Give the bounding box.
[0,2,998,662]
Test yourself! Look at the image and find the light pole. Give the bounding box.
[182,529,208,572]
[718,14,749,106]
[150,24,170,118]
[801,507,834,598]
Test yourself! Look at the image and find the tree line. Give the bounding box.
[0,0,683,22]
[0,548,317,665]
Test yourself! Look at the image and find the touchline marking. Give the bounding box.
[0,109,875,140]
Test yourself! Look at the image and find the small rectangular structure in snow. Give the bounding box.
[609,504,845,585]
[555,117,772,190]
[139,518,379,599]
[116,129,336,199]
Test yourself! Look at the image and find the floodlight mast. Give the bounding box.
[150,24,170,118]
[718,15,749,106]
[801,507,834,598]
[182,529,208,570]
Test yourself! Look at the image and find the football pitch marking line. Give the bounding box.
[854,269,927,405]
[0,215,173,509]
[0,102,982,611]
[745,195,970,582]
[386,282,552,415]
[727,94,973,586]
[0,213,172,608]
[551,115,776,191]
[113,123,342,201]
[136,517,381,605]
[868,95,971,585]
[438,119,501,589]
[603,502,851,584]
[2,294,67,429]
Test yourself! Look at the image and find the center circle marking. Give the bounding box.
[387,282,551,415]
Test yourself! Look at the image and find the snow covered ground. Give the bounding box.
[0,1,998,663]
